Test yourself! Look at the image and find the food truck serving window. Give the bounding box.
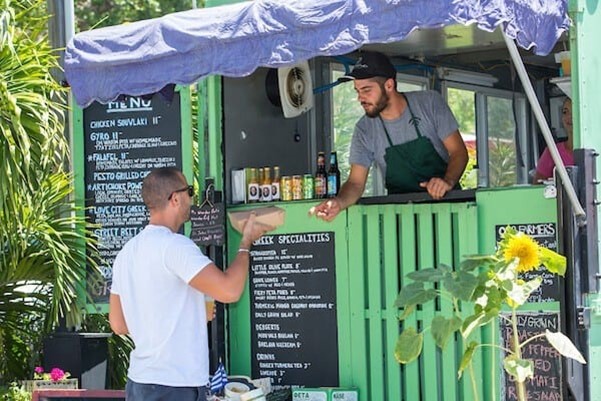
[443,82,529,188]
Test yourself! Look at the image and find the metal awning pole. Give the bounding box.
[502,32,586,226]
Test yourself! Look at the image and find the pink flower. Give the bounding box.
[34,366,44,374]
[49,368,65,382]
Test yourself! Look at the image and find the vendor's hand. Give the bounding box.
[308,199,341,222]
[420,178,452,200]
[240,213,274,248]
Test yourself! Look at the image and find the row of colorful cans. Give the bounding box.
[281,174,314,201]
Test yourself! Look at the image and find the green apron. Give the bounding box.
[382,94,450,194]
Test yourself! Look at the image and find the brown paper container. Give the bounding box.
[227,206,285,233]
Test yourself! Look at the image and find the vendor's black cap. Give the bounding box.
[339,51,397,82]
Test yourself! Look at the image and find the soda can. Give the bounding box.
[303,174,314,199]
[292,175,303,200]
[281,176,293,201]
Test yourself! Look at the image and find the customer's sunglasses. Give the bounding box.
[168,185,194,200]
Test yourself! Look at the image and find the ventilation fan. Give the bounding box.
[276,61,314,118]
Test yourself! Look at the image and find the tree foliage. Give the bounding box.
[75,0,201,31]
[1,0,100,382]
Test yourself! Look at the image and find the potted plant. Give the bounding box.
[21,367,78,393]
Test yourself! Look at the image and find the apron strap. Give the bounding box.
[380,93,423,147]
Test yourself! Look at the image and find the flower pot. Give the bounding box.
[21,378,79,392]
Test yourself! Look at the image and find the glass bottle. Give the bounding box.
[271,166,281,201]
[260,167,272,202]
[327,151,340,198]
[248,168,259,203]
[314,152,327,199]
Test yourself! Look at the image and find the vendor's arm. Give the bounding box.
[189,213,273,303]
[420,130,468,199]
[310,164,368,222]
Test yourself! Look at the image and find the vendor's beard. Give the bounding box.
[364,91,389,118]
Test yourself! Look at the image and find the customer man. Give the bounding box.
[109,167,272,401]
[312,51,468,221]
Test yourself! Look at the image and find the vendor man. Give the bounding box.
[312,51,468,221]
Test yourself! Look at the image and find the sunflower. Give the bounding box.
[503,233,540,273]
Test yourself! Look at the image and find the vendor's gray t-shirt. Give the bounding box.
[349,90,459,178]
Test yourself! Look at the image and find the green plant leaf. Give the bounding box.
[461,312,484,339]
[458,341,478,379]
[394,282,437,308]
[394,327,423,364]
[406,268,447,282]
[460,255,497,271]
[443,271,479,301]
[539,247,567,276]
[431,315,462,349]
[398,304,415,321]
[506,277,542,306]
[461,308,498,338]
[544,330,587,364]
[503,355,534,382]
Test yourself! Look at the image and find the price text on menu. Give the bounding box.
[84,94,182,303]
[249,232,339,389]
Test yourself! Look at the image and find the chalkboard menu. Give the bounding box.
[250,232,338,389]
[495,223,560,302]
[500,312,562,401]
[190,203,225,246]
[84,93,182,303]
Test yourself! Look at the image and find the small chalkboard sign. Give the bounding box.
[190,203,225,246]
[495,223,560,302]
[500,312,562,401]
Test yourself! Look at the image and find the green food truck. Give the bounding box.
[63,0,601,400]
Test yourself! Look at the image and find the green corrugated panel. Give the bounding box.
[206,76,223,190]
[455,203,483,401]
[417,206,440,401]
[347,206,370,394]
[399,204,421,400]
[365,206,385,401]
[383,206,402,401]
[335,208,354,388]
[434,203,459,401]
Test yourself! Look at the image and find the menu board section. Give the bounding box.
[500,312,562,401]
[495,223,560,303]
[84,93,182,303]
[250,232,338,389]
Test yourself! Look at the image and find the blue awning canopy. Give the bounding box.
[64,0,570,107]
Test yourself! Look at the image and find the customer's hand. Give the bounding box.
[240,213,274,248]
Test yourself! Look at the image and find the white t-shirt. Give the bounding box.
[111,224,212,386]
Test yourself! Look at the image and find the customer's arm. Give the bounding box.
[189,214,272,303]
